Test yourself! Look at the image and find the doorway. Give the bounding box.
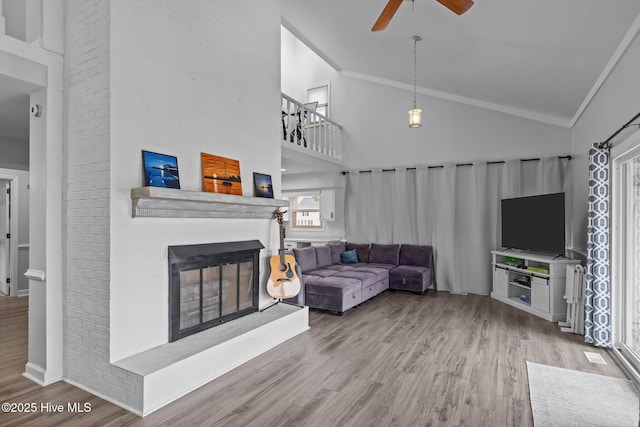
[0,179,10,296]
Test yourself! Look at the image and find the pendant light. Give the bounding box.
[408,35,422,128]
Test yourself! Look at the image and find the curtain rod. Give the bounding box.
[597,110,640,149]
[341,155,572,175]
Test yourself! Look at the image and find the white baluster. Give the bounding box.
[323,121,328,155]
[318,116,322,154]
[312,112,318,152]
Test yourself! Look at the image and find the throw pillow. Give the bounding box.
[340,249,358,264]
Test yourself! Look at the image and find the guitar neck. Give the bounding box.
[279,222,286,264]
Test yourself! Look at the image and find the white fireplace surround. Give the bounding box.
[107,188,309,415]
[114,303,308,415]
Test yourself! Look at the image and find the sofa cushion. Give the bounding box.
[340,249,358,264]
[399,244,433,267]
[304,268,341,278]
[328,242,346,264]
[305,276,362,296]
[351,266,389,283]
[293,246,317,272]
[323,264,358,272]
[366,263,397,271]
[315,245,333,268]
[332,270,380,288]
[346,242,370,263]
[369,243,400,266]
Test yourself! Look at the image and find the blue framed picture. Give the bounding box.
[142,150,180,189]
[253,172,274,198]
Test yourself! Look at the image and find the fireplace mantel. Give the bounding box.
[131,187,288,219]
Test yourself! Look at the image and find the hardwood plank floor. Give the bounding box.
[0,291,626,426]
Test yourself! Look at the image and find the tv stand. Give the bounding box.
[491,250,580,322]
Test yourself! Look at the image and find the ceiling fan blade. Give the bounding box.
[372,0,404,32]
[436,0,474,15]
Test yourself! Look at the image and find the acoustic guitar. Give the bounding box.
[266,211,301,299]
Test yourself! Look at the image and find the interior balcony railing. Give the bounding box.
[281,93,343,163]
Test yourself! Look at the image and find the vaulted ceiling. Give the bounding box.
[281,0,640,127]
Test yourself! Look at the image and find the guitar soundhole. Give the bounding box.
[279,264,287,272]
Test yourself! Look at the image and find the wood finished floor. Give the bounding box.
[0,291,626,426]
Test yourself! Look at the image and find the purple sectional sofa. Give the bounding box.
[285,242,434,315]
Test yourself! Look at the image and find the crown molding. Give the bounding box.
[340,70,571,128]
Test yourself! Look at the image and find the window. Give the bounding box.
[290,194,323,230]
[306,82,330,120]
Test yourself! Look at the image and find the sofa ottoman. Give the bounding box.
[304,276,362,314]
[389,244,434,294]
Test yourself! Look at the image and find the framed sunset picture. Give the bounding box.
[253,172,274,198]
[201,153,243,195]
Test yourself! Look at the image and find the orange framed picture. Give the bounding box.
[201,153,243,195]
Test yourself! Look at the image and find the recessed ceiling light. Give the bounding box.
[281,168,286,172]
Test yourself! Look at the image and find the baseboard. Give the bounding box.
[23,363,45,385]
[63,378,143,417]
[23,362,63,386]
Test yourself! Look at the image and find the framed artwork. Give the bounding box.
[201,153,243,195]
[253,172,274,198]
[142,150,180,189]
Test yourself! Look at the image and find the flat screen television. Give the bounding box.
[501,192,565,255]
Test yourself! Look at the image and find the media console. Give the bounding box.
[490,250,580,322]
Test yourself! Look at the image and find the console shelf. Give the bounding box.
[490,250,580,322]
[131,187,288,219]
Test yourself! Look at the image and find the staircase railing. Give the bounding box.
[281,93,342,161]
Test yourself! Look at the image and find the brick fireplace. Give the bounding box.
[168,240,264,342]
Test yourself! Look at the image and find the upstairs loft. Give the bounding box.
[281,92,343,169]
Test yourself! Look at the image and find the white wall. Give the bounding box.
[282,24,573,247]
[281,27,337,104]
[0,137,29,170]
[335,75,572,170]
[3,0,43,44]
[571,30,640,252]
[109,0,283,362]
[281,27,572,172]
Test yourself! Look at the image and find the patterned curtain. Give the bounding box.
[585,144,612,347]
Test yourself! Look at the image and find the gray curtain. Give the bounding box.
[345,156,572,295]
[585,144,612,347]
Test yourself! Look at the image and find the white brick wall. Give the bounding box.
[64,0,142,410]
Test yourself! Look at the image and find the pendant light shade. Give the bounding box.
[408,107,422,128]
[409,35,422,128]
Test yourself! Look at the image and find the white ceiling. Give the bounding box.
[281,0,640,126]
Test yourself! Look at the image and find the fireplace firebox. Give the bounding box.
[168,240,264,342]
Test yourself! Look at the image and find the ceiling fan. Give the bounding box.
[372,0,474,31]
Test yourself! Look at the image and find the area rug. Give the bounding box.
[527,361,639,426]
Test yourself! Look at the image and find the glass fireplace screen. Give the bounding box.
[168,241,263,342]
[178,262,255,330]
